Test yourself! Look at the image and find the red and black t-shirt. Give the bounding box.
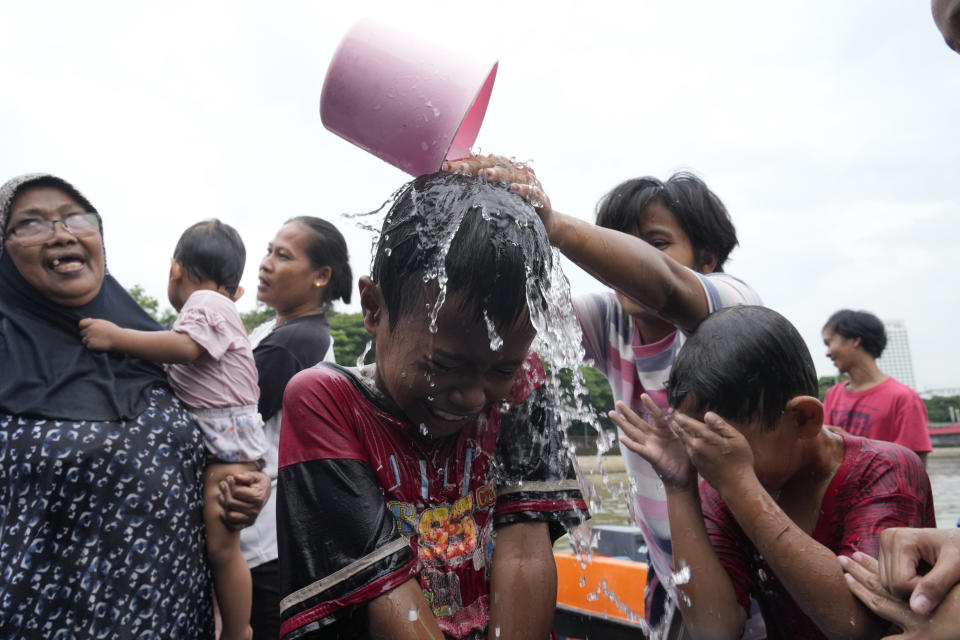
[701,433,935,640]
[277,356,587,639]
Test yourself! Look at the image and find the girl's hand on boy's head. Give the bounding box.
[840,551,960,640]
[610,394,695,489]
[79,317,119,351]
[672,411,755,496]
[442,154,556,237]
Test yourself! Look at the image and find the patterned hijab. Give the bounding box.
[0,173,165,420]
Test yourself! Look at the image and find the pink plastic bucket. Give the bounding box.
[320,18,498,176]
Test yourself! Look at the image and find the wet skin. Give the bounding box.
[361,279,536,439]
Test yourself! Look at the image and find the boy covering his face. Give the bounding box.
[276,172,587,640]
[614,306,935,640]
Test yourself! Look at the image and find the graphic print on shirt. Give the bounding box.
[388,477,498,620]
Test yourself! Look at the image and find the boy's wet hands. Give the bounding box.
[672,411,755,494]
[442,154,555,235]
[610,394,694,489]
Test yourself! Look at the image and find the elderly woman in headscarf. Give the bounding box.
[0,173,268,638]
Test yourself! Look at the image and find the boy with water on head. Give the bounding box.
[276,172,587,640]
[612,305,935,640]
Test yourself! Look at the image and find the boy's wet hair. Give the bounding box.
[286,216,353,306]
[173,219,245,296]
[372,172,551,331]
[595,172,738,272]
[823,309,887,359]
[668,306,817,429]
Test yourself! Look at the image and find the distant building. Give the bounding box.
[878,320,917,390]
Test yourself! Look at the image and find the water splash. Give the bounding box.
[342,170,638,632]
[483,310,503,351]
[356,341,373,368]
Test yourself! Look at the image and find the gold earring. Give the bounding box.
[314,282,322,288]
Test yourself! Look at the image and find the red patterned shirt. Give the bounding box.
[700,432,935,640]
[276,357,587,639]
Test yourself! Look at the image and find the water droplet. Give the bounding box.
[420,141,429,151]
[356,341,373,368]
[483,309,504,351]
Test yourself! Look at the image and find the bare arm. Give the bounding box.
[444,155,711,332]
[487,521,556,640]
[548,212,711,332]
[611,397,744,640]
[367,578,445,640]
[667,484,747,640]
[80,318,204,364]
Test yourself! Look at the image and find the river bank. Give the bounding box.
[578,447,960,529]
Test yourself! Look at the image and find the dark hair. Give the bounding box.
[173,219,246,296]
[371,172,551,331]
[667,306,818,429]
[286,216,352,306]
[595,172,738,272]
[823,309,887,358]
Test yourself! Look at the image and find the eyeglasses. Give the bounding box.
[3,212,102,247]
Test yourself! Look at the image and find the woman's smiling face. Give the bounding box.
[5,186,105,306]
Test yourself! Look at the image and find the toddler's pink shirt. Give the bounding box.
[167,289,259,409]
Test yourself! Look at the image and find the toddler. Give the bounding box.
[81,219,267,640]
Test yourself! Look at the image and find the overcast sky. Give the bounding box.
[3,1,958,390]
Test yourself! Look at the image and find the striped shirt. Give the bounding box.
[573,272,761,585]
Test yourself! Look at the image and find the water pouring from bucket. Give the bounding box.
[320,18,498,176]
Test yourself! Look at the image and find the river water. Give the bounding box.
[577,447,960,529]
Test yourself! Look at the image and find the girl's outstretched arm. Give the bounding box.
[80,318,204,363]
[444,156,712,333]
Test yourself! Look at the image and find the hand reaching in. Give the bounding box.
[840,550,960,640]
